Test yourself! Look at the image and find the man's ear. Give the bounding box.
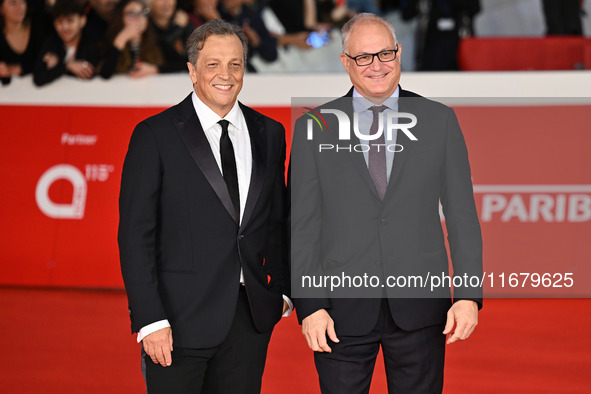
[339,53,350,74]
[80,15,87,28]
[187,62,197,84]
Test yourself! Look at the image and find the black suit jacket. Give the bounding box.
[119,94,289,349]
[290,88,482,336]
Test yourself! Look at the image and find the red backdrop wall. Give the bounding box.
[1,104,589,297]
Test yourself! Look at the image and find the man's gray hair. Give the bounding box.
[186,19,248,65]
[341,13,398,53]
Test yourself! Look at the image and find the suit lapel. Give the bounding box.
[338,96,382,200]
[174,95,239,225]
[340,86,420,201]
[385,88,418,196]
[240,102,266,230]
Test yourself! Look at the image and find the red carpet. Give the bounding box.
[1,288,589,393]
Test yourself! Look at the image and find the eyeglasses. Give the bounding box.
[125,8,150,18]
[344,46,399,66]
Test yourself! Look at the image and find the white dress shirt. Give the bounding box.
[138,93,292,342]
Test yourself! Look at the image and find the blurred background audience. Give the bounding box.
[400,0,481,71]
[148,0,193,72]
[33,0,99,85]
[98,0,163,78]
[188,0,219,27]
[218,0,277,71]
[1,0,590,85]
[0,0,47,84]
[542,0,583,36]
[83,0,118,42]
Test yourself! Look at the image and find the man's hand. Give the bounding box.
[66,60,95,79]
[0,62,9,77]
[113,23,143,50]
[129,62,158,78]
[9,64,22,76]
[275,32,311,49]
[0,62,22,77]
[302,309,339,352]
[42,53,59,69]
[142,327,173,366]
[173,9,189,27]
[443,300,478,344]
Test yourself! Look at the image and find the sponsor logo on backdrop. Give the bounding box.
[35,163,114,219]
[477,185,591,222]
[439,185,591,223]
[60,133,98,146]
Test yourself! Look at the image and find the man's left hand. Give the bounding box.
[443,300,478,344]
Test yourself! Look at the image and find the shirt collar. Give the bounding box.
[191,91,242,131]
[352,85,400,112]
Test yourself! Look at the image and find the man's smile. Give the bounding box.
[367,73,389,79]
[213,84,232,91]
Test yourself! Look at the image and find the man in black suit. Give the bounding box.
[118,19,291,394]
[290,13,482,393]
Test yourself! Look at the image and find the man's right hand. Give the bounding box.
[142,327,173,366]
[302,309,339,352]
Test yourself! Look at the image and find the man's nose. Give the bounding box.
[369,56,383,71]
[217,65,231,79]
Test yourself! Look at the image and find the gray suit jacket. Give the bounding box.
[290,87,482,335]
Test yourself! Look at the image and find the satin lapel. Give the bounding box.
[174,104,239,225]
[240,103,266,230]
[386,89,418,196]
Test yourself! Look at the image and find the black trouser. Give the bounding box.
[314,299,446,394]
[145,287,273,394]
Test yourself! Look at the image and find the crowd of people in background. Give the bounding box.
[0,0,587,86]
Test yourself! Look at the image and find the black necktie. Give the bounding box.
[368,105,389,200]
[218,120,240,219]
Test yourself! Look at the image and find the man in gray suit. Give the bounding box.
[290,13,483,393]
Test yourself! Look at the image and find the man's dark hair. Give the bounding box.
[51,0,86,19]
[186,19,248,65]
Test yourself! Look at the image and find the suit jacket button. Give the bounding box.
[380,218,387,225]
[239,235,245,240]
[375,260,382,266]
